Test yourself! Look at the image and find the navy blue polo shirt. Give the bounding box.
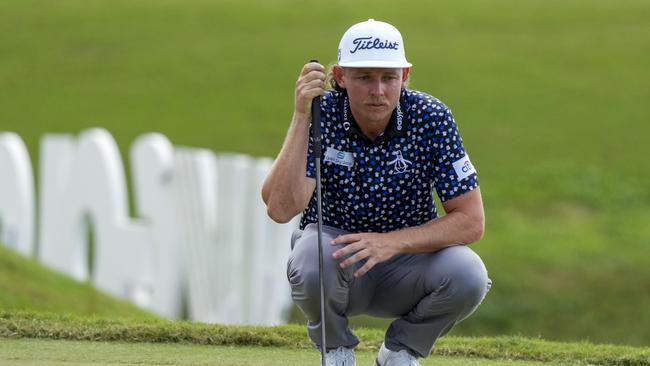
[300,88,479,233]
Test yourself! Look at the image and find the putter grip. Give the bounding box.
[309,59,322,157]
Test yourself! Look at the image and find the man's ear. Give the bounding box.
[402,68,411,84]
[332,66,346,89]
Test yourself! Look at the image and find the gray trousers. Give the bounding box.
[287,223,491,358]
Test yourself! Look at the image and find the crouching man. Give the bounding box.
[262,19,492,366]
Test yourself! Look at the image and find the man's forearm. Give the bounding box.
[261,112,314,222]
[388,207,484,254]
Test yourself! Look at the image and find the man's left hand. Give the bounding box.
[331,232,401,278]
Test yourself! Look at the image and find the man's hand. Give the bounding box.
[295,62,326,117]
[331,232,402,278]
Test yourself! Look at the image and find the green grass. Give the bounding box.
[0,339,570,366]
[0,245,155,320]
[1,311,648,365]
[0,339,599,366]
[0,0,649,346]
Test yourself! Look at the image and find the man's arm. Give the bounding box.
[261,62,324,223]
[332,187,485,277]
[394,187,485,251]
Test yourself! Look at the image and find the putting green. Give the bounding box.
[0,338,570,366]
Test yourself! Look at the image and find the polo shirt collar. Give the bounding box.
[338,90,409,143]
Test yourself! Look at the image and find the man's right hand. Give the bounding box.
[294,62,326,117]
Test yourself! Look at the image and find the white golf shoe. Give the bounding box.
[374,343,420,366]
[325,346,355,366]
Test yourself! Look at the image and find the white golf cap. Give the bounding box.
[337,19,412,68]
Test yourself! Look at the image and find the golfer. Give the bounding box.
[262,19,491,366]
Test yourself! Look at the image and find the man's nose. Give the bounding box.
[369,78,384,96]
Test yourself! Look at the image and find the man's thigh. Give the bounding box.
[350,245,488,318]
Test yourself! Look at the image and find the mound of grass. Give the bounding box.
[1,311,648,366]
[0,245,155,320]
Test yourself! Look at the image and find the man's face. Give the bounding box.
[335,67,409,126]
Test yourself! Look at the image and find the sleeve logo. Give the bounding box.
[452,155,476,181]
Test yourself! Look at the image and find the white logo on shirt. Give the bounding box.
[396,103,403,131]
[324,147,354,167]
[388,151,412,174]
[452,154,476,181]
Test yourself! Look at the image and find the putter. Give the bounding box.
[309,59,327,366]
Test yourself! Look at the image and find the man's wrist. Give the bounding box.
[293,109,311,121]
[387,230,411,254]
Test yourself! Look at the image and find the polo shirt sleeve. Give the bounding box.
[305,120,316,178]
[431,107,479,202]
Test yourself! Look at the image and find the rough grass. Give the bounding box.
[1,311,648,366]
[0,0,649,346]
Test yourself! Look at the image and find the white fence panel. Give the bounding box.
[38,129,151,305]
[0,133,35,256]
[214,154,251,324]
[173,149,296,325]
[249,157,297,325]
[174,147,221,323]
[131,133,184,317]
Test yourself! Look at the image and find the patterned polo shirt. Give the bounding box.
[299,88,479,233]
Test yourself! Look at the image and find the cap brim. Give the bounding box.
[338,60,412,68]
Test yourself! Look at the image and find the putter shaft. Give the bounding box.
[309,58,327,366]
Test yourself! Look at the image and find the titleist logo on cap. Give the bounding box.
[350,37,399,54]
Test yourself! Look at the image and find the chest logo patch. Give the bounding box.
[388,151,413,174]
[324,147,354,167]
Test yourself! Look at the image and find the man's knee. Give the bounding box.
[442,246,491,317]
[431,246,490,309]
[287,247,350,319]
[288,265,321,300]
[287,231,336,299]
[456,266,490,308]
[287,236,318,296]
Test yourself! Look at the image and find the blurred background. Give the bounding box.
[1,0,648,346]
